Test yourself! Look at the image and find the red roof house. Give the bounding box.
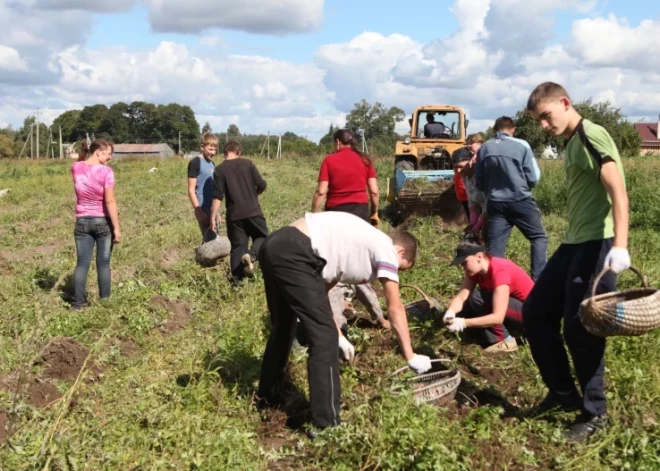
[635,118,660,155]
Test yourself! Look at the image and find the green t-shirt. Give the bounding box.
[564,119,626,244]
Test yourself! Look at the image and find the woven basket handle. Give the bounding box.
[590,265,649,299]
[390,358,452,377]
[400,284,432,305]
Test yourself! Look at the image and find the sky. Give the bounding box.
[0,0,659,143]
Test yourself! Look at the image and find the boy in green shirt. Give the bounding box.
[523,82,630,442]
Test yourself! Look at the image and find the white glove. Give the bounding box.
[443,309,456,325]
[447,317,466,333]
[604,247,631,274]
[338,336,355,362]
[407,354,432,374]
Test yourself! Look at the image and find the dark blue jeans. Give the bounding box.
[522,239,615,417]
[486,197,548,281]
[73,217,113,308]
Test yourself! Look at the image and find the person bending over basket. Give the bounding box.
[523,82,630,442]
[443,241,532,354]
[257,211,431,437]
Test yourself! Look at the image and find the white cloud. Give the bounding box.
[144,0,324,35]
[569,16,660,71]
[0,45,27,71]
[33,0,136,12]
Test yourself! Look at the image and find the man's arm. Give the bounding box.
[210,167,225,232]
[381,279,415,360]
[447,277,475,313]
[251,163,267,194]
[312,181,329,213]
[474,148,485,192]
[521,144,539,188]
[600,160,629,249]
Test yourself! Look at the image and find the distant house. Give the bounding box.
[111,143,176,159]
[634,117,660,156]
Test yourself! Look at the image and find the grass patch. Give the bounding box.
[0,156,659,470]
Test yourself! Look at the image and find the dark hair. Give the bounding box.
[224,140,242,155]
[451,147,472,166]
[493,116,516,132]
[527,82,571,111]
[333,128,372,167]
[390,231,419,266]
[457,240,489,258]
[79,138,113,162]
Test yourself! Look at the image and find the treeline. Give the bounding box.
[0,97,643,159]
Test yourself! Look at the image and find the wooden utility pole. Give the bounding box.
[178,131,181,155]
[30,124,34,159]
[267,132,270,160]
[18,126,32,159]
[35,108,40,158]
[59,126,63,159]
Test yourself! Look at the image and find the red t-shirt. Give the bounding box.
[453,170,468,202]
[318,147,377,208]
[468,257,534,302]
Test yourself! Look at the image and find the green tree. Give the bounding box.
[514,99,642,157]
[0,134,14,158]
[99,102,130,142]
[202,122,212,134]
[345,100,405,138]
[227,124,240,139]
[73,105,109,140]
[153,103,200,152]
[52,110,81,142]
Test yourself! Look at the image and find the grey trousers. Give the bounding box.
[328,282,384,329]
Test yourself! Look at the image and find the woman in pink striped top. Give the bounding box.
[71,139,121,309]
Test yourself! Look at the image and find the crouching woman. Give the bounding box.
[443,241,533,353]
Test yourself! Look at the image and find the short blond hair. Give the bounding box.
[527,82,571,111]
[201,132,219,147]
[466,133,484,145]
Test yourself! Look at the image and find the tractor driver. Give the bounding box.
[424,113,450,138]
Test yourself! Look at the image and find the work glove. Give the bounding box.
[369,214,381,229]
[442,309,456,325]
[447,317,466,333]
[604,247,631,274]
[407,354,432,374]
[338,336,355,362]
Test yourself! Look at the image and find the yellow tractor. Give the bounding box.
[387,105,469,222]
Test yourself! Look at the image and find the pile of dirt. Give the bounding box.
[150,295,192,333]
[0,373,62,408]
[116,336,140,358]
[36,336,101,382]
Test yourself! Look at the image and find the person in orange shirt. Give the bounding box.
[452,147,471,221]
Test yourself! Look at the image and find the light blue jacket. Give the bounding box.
[475,131,541,202]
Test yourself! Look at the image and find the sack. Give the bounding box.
[194,230,231,265]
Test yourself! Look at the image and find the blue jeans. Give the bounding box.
[486,197,548,281]
[73,217,113,307]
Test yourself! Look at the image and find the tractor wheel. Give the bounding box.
[395,160,414,171]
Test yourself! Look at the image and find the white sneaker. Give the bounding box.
[483,337,518,354]
[241,253,255,278]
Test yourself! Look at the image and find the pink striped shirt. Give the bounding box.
[72,162,115,218]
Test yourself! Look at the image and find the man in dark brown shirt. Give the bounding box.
[210,140,268,282]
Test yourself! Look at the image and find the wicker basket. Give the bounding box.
[194,232,231,265]
[579,266,660,337]
[400,284,440,321]
[391,359,461,406]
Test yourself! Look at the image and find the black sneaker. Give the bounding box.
[564,414,606,442]
[526,390,582,417]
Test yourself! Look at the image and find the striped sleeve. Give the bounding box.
[375,247,399,283]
